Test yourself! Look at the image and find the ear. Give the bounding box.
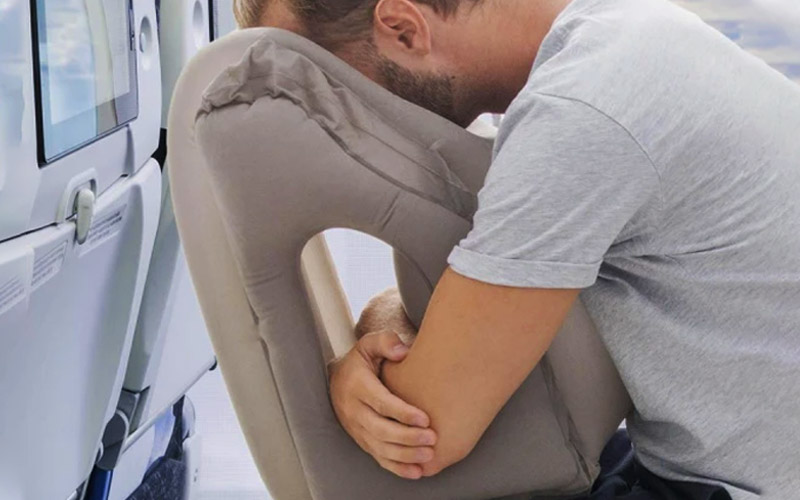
[373,0,432,56]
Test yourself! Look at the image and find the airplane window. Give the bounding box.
[673,0,800,84]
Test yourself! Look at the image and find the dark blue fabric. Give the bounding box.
[128,397,188,500]
[127,458,185,500]
[589,430,732,500]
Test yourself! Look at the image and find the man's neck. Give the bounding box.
[260,1,307,34]
[479,0,572,111]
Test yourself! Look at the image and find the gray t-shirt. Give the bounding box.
[447,0,800,498]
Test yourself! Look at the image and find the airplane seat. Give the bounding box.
[168,28,633,500]
[103,2,238,500]
[0,1,162,499]
[210,0,237,41]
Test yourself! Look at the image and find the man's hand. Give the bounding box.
[328,331,437,480]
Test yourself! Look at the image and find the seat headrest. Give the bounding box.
[199,28,493,216]
[197,28,496,325]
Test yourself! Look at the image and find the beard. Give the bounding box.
[375,55,466,126]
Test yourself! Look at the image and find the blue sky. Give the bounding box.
[672,0,800,82]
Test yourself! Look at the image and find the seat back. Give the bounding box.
[1,2,162,498]
[171,28,632,500]
[123,0,217,433]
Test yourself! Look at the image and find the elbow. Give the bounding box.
[380,361,479,477]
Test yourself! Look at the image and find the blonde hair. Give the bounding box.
[233,0,267,28]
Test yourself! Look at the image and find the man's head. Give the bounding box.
[234,0,568,126]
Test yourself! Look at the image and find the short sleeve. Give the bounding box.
[448,93,660,289]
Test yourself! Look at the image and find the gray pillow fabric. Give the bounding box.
[195,28,631,500]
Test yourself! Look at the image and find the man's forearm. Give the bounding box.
[378,269,580,476]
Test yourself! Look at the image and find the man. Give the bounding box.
[234,0,800,498]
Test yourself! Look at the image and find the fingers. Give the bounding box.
[361,405,437,447]
[360,374,430,428]
[375,457,424,480]
[358,331,410,362]
[346,431,424,479]
[368,438,435,465]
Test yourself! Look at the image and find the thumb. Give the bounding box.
[359,331,410,362]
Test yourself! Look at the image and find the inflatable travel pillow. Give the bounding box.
[195,28,631,500]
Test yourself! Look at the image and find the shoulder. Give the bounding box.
[522,0,710,124]
[495,92,650,170]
